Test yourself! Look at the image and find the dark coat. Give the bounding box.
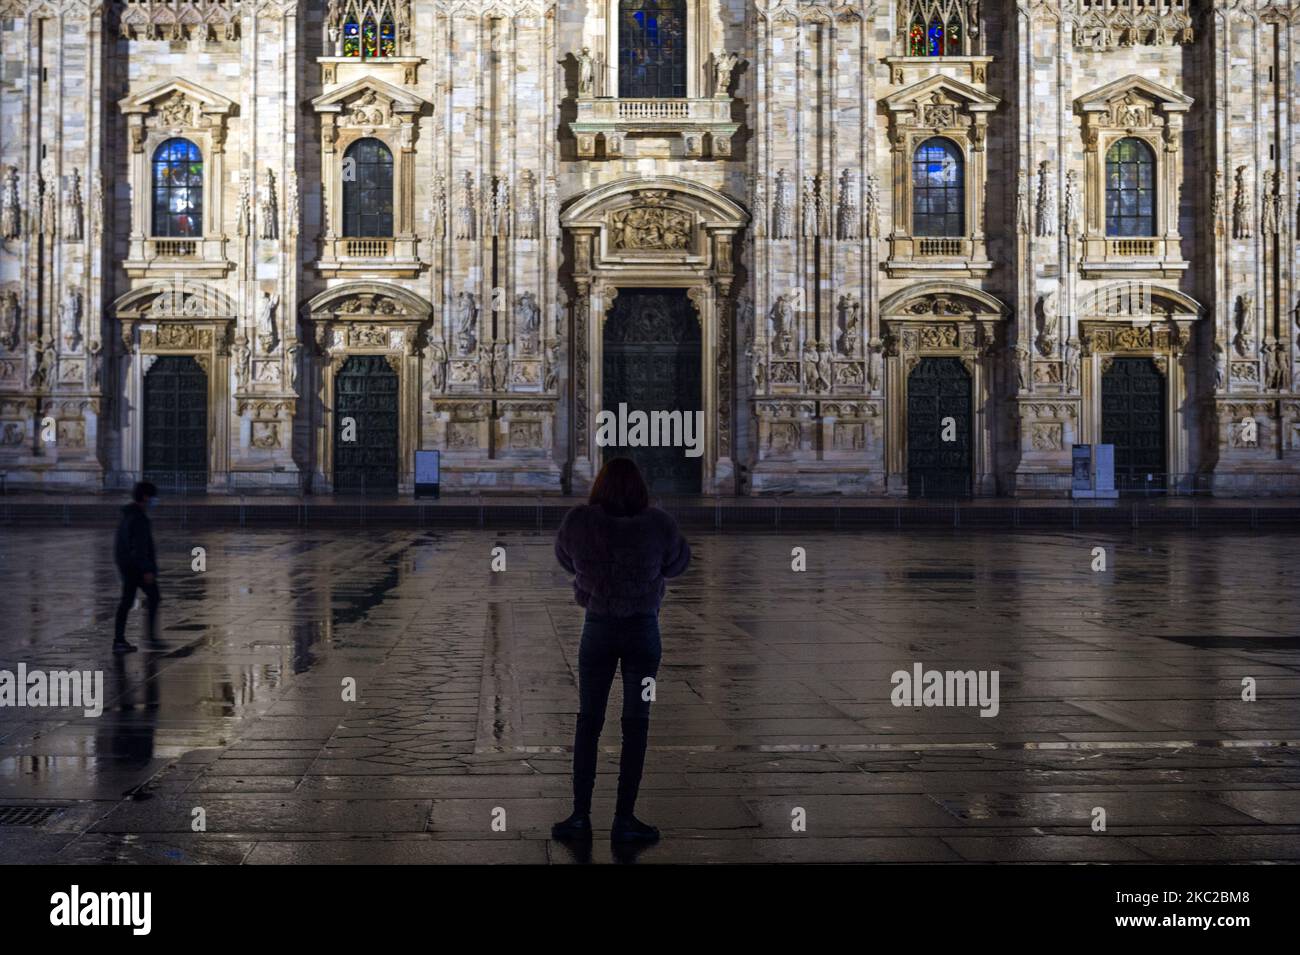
[555,504,691,617]
[114,503,157,576]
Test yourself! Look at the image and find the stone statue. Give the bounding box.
[517,169,538,239]
[425,341,448,393]
[327,0,341,44]
[516,292,541,354]
[1035,293,1057,357]
[257,291,279,350]
[1233,166,1252,240]
[88,339,102,390]
[1,165,19,240]
[259,168,279,240]
[1064,338,1080,393]
[1063,170,1080,236]
[713,51,740,97]
[1035,161,1056,237]
[60,289,82,351]
[771,295,794,357]
[232,334,251,389]
[456,172,476,240]
[867,339,882,392]
[30,336,54,389]
[1234,294,1253,357]
[577,47,595,97]
[0,289,19,350]
[1213,340,1226,390]
[773,169,794,239]
[287,344,301,393]
[1016,170,1030,234]
[1266,342,1288,391]
[545,340,563,392]
[837,294,861,356]
[237,169,252,237]
[456,292,478,355]
[1014,345,1030,391]
[65,169,84,242]
[807,346,833,393]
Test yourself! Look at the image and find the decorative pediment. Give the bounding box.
[311,77,431,124]
[304,283,432,323]
[880,283,1009,319]
[1078,282,1202,319]
[118,77,236,124]
[883,74,1001,122]
[111,281,237,321]
[562,177,748,232]
[1075,75,1193,125]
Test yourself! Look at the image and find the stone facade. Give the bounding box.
[1,0,1298,495]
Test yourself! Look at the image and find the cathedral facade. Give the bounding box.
[1,0,1299,496]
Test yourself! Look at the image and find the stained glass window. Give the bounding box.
[905,2,968,57]
[343,16,360,57]
[909,18,926,56]
[912,137,965,237]
[619,0,687,99]
[928,15,944,56]
[343,139,394,239]
[947,16,962,55]
[1105,138,1156,237]
[380,14,397,57]
[152,138,203,238]
[362,13,378,59]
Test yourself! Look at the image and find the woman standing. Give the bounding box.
[551,458,691,844]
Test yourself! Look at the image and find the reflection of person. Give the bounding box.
[113,481,160,653]
[552,458,691,845]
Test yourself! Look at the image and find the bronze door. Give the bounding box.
[333,355,399,494]
[143,355,208,491]
[907,357,973,498]
[602,289,702,495]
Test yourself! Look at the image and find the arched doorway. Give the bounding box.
[143,355,208,490]
[561,176,748,494]
[1102,357,1166,491]
[602,288,703,494]
[333,355,399,494]
[907,357,972,498]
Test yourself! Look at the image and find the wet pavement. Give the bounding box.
[1,525,1298,864]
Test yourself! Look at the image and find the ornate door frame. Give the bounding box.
[303,283,432,493]
[113,281,235,488]
[1078,284,1201,481]
[561,176,748,493]
[880,284,1007,495]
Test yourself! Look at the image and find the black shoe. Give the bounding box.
[112,641,138,654]
[611,814,659,844]
[551,812,593,841]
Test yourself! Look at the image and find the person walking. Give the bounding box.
[551,457,691,844]
[113,481,160,653]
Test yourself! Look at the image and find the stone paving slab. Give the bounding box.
[1,525,1298,863]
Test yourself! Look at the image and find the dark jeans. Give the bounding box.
[114,570,160,644]
[571,610,661,819]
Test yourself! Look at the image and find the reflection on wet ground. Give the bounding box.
[1,526,1298,863]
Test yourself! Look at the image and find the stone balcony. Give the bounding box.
[570,97,739,160]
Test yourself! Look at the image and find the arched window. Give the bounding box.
[343,14,361,57]
[912,137,965,237]
[1105,137,1156,237]
[152,138,203,238]
[338,1,400,59]
[904,1,970,57]
[619,0,687,99]
[342,139,394,238]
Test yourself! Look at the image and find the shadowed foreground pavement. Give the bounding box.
[1,526,1298,864]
